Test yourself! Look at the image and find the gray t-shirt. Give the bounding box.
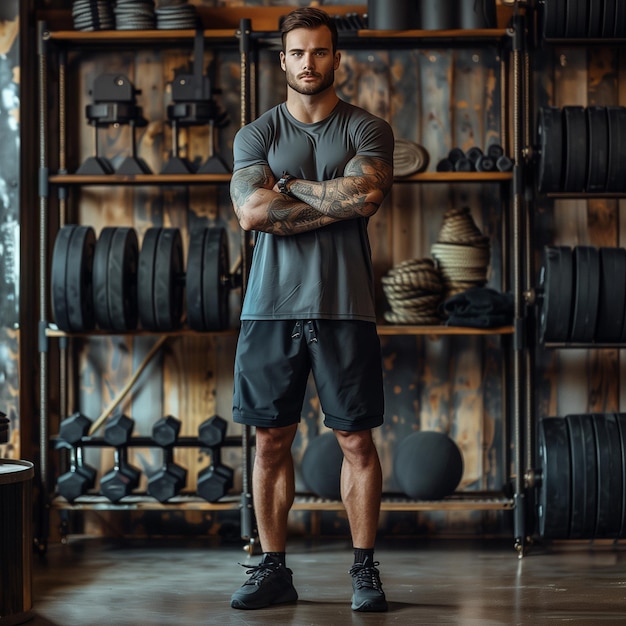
[233,99,394,322]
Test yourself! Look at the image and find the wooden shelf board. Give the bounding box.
[377,325,514,336]
[48,173,232,186]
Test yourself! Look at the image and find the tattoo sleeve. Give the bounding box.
[288,156,393,219]
[230,163,337,235]
[230,156,393,235]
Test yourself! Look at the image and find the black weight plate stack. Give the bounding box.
[203,228,230,331]
[563,106,587,193]
[588,0,605,37]
[592,413,623,538]
[586,107,609,193]
[565,0,586,37]
[538,417,571,539]
[539,246,574,343]
[615,414,626,538]
[606,107,626,193]
[138,227,184,331]
[542,0,567,38]
[566,414,597,539]
[615,0,626,37]
[186,228,206,331]
[596,247,626,342]
[602,0,618,37]
[537,107,563,193]
[108,227,139,331]
[569,246,600,343]
[51,224,96,332]
[92,227,116,330]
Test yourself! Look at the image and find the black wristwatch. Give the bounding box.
[278,171,297,196]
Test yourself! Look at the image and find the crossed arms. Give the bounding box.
[229,155,393,235]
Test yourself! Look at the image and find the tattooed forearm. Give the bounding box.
[230,163,334,235]
[290,156,393,219]
[265,196,334,235]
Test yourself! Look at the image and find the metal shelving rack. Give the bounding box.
[35,4,529,554]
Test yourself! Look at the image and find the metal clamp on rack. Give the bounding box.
[77,73,151,175]
[162,30,230,174]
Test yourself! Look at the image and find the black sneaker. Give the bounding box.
[231,560,298,610]
[349,558,388,612]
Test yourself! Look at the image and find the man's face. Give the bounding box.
[280,26,340,96]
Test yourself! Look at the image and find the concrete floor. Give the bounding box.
[12,536,626,625]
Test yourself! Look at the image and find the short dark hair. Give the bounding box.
[281,7,338,53]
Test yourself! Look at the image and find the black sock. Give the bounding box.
[353,547,374,566]
[262,551,286,566]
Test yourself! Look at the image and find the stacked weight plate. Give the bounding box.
[539,245,626,344]
[540,0,626,38]
[537,106,626,194]
[538,414,626,540]
[51,225,231,333]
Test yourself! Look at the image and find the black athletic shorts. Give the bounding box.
[232,319,384,431]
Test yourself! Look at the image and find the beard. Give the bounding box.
[286,67,335,96]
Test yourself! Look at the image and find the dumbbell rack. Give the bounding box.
[53,436,243,509]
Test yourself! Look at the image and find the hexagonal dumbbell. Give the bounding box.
[99,414,141,503]
[197,417,234,503]
[152,414,181,447]
[198,415,228,448]
[56,412,97,502]
[58,412,92,446]
[57,446,98,502]
[147,415,187,503]
[197,446,234,503]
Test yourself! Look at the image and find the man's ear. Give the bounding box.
[280,50,286,71]
[334,51,341,70]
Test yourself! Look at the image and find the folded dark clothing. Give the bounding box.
[443,288,513,327]
[445,314,511,329]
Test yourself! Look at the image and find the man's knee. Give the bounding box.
[334,429,376,461]
[255,425,298,466]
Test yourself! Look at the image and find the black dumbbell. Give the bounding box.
[147,416,187,502]
[198,415,228,448]
[197,445,234,503]
[59,411,92,446]
[99,414,141,503]
[152,414,180,447]
[57,412,97,502]
[57,446,97,502]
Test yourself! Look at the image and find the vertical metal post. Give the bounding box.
[237,18,256,546]
[36,20,50,553]
[510,8,527,556]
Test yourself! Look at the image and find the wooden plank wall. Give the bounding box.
[38,0,518,538]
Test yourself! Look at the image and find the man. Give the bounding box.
[229,7,394,613]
